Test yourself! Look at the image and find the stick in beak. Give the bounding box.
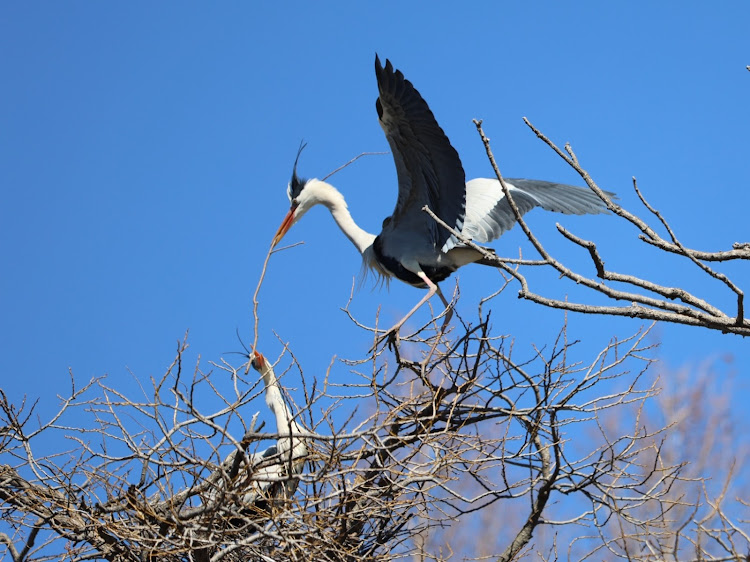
[271,205,297,248]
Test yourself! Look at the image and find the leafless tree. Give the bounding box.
[1,118,748,561]
[413,338,750,561]
[423,118,749,339]
[2,316,748,561]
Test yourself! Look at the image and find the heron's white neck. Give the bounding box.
[306,180,376,255]
[262,369,299,437]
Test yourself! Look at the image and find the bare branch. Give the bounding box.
[450,119,750,337]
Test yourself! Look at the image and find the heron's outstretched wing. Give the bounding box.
[462,178,611,244]
[375,55,466,251]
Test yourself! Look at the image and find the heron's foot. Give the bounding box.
[370,326,400,353]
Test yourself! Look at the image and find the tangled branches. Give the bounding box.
[2,310,746,561]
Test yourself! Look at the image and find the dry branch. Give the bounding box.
[424,119,750,337]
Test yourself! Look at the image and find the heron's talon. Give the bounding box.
[386,330,399,350]
[370,328,400,353]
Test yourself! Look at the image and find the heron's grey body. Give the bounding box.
[369,56,609,288]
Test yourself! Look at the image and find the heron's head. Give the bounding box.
[250,350,265,371]
[250,350,272,377]
[271,144,338,248]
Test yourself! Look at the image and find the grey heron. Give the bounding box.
[210,351,307,518]
[271,56,611,339]
[239,350,307,510]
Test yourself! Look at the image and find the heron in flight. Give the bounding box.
[271,56,610,339]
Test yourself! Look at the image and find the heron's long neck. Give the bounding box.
[263,371,298,437]
[315,180,376,255]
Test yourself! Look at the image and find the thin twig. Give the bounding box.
[321,151,389,181]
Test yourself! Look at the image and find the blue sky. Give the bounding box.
[2,3,749,442]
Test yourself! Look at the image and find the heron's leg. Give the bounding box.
[418,283,455,368]
[389,273,438,334]
[374,273,447,351]
[435,285,453,332]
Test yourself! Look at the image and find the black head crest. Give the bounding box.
[288,141,308,201]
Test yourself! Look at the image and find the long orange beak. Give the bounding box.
[271,206,296,248]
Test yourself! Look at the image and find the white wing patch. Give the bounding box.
[442,178,610,252]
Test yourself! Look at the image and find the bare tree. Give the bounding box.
[415,342,750,561]
[3,311,748,561]
[1,117,748,561]
[450,119,749,337]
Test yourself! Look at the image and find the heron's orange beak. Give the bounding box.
[271,206,296,248]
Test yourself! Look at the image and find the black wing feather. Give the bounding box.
[374,55,466,251]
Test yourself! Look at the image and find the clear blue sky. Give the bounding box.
[2,3,749,429]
